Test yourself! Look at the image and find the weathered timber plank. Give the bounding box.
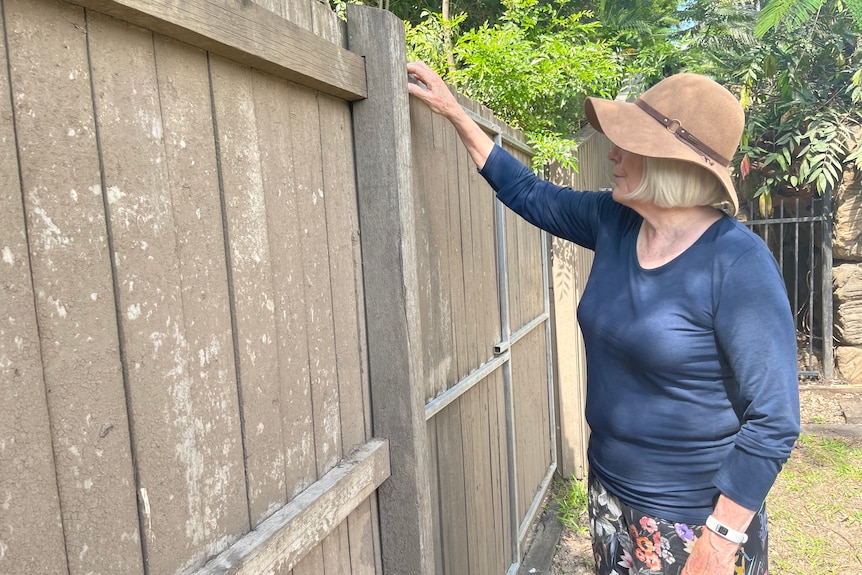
[512,329,550,523]
[426,419,445,575]
[443,115,469,381]
[311,0,345,47]
[506,208,524,336]
[0,5,68,571]
[490,368,512,572]
[462,381,495,574]
[195,438,390,575]
[320,523,350,575]
[4,1,143,571]
[241,67,316,505]
[466,101,493,364]
[431,111,461,388]
[457,132,480,372]
[412,98,456,402]
[212,60,291,526]
[89,13,248,572]
[292,545,324,575]
[63,0,365,100]
[476,112,500,355]
[346,498,380,575]
[285,82,342,478]
[434,401,469,575]
[347,5,435,573]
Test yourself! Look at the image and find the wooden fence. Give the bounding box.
[0,1,600,573]
[548,131,614,480]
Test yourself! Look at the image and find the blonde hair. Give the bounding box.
[622,157,728,209]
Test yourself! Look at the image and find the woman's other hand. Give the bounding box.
[681,530,740,575]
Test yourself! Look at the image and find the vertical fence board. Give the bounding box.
[426,419,445,575]
[240,68,317,502]
[285,81,342,478]
[505,211,523,333]
[348,6,435,572]
[474,106,500,354]
[457,139,480,371]
[435,402,469,575]
[318,92,366,453]
[512,329,550,523]
[321,523,351,575]
[211,59,286,527]
[292,544,324,575]
[89,14,248,572]
[346,497,381,575]
[444,118,469,381]
[412,98,455,401]
[3,2,143,572]
[491,368,511,572]
[0,7,68,571]
[469,152,491,361]
[462,380,494,575]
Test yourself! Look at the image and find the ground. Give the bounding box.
[538,385,862,575]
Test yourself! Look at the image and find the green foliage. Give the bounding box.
[697,0,862,205]
[555,476,589,533]
[754,0,826,37]
[405,11,467,73]
[591,0,681,49]
[408,0,637,169]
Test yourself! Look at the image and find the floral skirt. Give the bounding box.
[587,471,768,575]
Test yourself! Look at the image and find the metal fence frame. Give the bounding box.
[422,107,557,574]
[741,190,834,379]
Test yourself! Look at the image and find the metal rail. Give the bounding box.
[742,193,833,379]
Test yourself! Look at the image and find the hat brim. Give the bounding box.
[584,97,739,215]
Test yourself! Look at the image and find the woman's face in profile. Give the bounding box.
[608,144,645,205]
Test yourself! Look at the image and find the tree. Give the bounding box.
[699,0,862,209]
[406,0,690,169]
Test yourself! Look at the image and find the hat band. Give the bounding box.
[635,100,731,167]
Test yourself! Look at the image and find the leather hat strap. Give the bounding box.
[635,99,731,167]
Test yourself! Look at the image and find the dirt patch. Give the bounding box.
[547,388,862,575]
[799,386,858,424]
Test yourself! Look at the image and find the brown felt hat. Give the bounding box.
[584,73,745,214]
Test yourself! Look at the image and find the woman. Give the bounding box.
[406,61,800,575]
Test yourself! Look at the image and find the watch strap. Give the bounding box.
[705,514,748,544]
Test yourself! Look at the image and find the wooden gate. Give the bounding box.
[1,2,565,573]
[0,1,387,573]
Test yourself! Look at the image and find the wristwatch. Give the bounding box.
[705,515,748,544]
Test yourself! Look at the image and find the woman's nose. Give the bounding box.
[607,145,621,162]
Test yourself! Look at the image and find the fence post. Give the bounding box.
[346,5,435,574]
[822,187,834,379]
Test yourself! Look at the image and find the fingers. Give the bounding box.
[406,61,457,116]
[407,61,436,84]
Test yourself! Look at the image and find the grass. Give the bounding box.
[555,475,589,534]
[553,434,862,575]
[768,434,862,574]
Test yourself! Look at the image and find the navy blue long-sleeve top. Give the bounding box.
[480,145,800,523]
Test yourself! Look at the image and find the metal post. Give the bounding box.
[822,188,834,379]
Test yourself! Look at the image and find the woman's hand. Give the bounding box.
[406,61,494,168]
[406,61,461,119]
[682,495,754,575]
[680,529,740,575]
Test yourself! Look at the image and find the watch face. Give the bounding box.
[718,526,729,536]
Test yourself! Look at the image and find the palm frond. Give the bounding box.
[755,0,825,37]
